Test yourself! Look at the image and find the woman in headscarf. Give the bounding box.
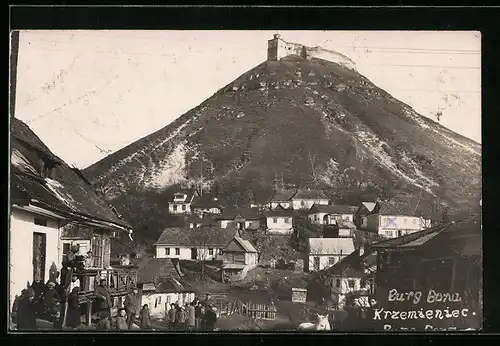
[17,289,37,330]
[66,287,81,329]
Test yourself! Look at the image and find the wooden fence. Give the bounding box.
[214,299,277,320]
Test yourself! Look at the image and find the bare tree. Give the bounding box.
[189,226,232,275]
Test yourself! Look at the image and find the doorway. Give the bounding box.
[191,248,197,260]
[313,256,320,271]
[33,232,47,283]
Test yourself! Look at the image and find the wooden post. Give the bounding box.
[62,299,69,328]
[86,299,92,326]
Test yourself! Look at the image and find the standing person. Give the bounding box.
[11,294,20,325]
[66,287,82,329]
[95,279,112,330]
[167,303,177,330]
[43,282,61,326]
[116,308,128,331]
[186,302,196,330]
[202,293,213,309]
[17,289,37,330]
[124,288,138,329]
[139,304,152,330]
[204,305,218,331]
[194,301,203,330]
[176,305,187,331]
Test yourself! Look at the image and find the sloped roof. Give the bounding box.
[218,207,262,220]
[185,214,218,226]
[378,203,412,216]
[264,205,295,217]
[137,258,179,284]
[155,226,236,247]
[361,202,378,212]
[191,194,221,209]
[308,237,355,255]
[271,189,297,201]
[309,204,358,215]
[232,237,258,253]
[371,213,481,250]
[170,190,195,202]
[293,189,328,200]
[10,118,130,229]
[322,247,376,278]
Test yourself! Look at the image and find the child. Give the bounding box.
[139,304,151,330]
[167,303,176,330]
[116,308,128,331]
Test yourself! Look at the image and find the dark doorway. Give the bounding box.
[238,222,245,231]
[191,248,197,260]
[313,256,320,271]
[33,232,47,283]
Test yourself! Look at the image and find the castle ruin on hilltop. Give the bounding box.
[267,33,357,70]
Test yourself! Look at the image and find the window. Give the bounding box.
[155,298,158,308]
[165,248,170,256]
[273,218,278,224]
[329,257,336,265]
[92,235,104,268]
[336,279,341,288]
[284,218,290,224]
[158,296,162,304]
[175,248,180,255]
[361,217,367,227]
[34,217,48,227]
[182,205,186,211]
[219,249,224,255]
[173,205,178,211]
[63,243,70,258]
[208,248,214,256]
[348,279,355,289]
[314,215,318,221]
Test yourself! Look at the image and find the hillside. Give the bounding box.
[83,55,481,242]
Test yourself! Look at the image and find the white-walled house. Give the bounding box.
[154,226,235,261]
[10,118,134,315]
[218,208,262,231]
[168,191,195,214]
[269,190,297,210]
[264,206,295,235]
[308,204,358,225]
[222,237,259,279]
[305,237,355,272]
[360,213,431,239]
[291,190,330,210]
[137,258,195,318]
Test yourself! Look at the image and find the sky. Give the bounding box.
[13,30,481,169]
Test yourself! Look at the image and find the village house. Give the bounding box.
[269,189,297,210]
[153,226,235,261]
[305,237,355,272]
[221,236,258,280]
[263,205,294,235]
[185,214,218,229]
[291,189,330,210]
[359,204,431,239]
[217,207,262,231]
[353,201,381,229]
[9,118,137,322]
[136,258,195,318]
[168,191,195,214]
[190,194,222,216]
[323,220,358,238]
[308,204,358,226]
[371,212,481,331]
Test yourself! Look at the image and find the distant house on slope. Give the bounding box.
[359,204,431,239]
[353,201,381,228]
[190,194,222,216]
[153,226,235,261]
[185,214,218,229]
[323,220,358,238]
[269,189,297,210]
[136,258,195,318]
[264,205,295,235]
[168,191,195,214]
[221,237,258,278]
[291,189,330,210]
[309,204,358,225]
[9,118,136,316]
[217,207,262,231]
[305,237,355,272]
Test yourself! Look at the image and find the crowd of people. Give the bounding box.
[164,294,218,331]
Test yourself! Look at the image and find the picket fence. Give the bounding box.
[214,299,277,320]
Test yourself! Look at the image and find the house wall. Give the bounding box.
[266,216,293,234]
[168,202,191,214]
[306,254,347,272]
[362,215,424,238]
[292,198,329,210]
[141,291,195,318]
[329,276,363,310]
[309,213,354,225]
[155,245,222,261]
[193,207,221,215]
[9,208,61,310]
[338,228,354,237]
[220,219,260,230]
[245,252,258,266]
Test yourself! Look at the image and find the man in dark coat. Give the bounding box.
[66,287,81,329]
[94,279,112,330]
[124,288,138,329]
[204,305,217,331]
[17,289,37,330]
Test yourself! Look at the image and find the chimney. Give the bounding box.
[273,33,281,39]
